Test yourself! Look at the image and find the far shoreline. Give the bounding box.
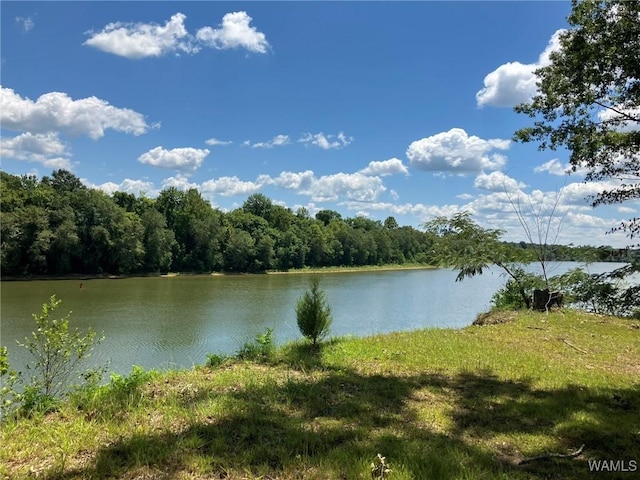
[0,263,438,282]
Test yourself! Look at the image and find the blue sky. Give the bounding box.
[2,1,637,247]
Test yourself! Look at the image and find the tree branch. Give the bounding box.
[594,100,640,123]
[518,444,585,465]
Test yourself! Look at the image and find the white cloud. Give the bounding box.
[268,170,385,202]
[161,174,199,191]
[269,170,315,190]
[299,131,353,150]
[16,16,34,32]
[138,146,209,172]
[406,128,510,174]
[474,171,526,192]
[341,200,462,221]
[359,158,409,177]
[205,137,233,146]
[87,178,156,196]
[196,11,270,54]
[84,13,197,59]
[201,176,263,196]
[476,29,565,107]
[0,132,72,169]
[0,86,149,139]
[310,172,385,202]
[559,180,620,206]
[250,134,290,148]
[534,158,569,176]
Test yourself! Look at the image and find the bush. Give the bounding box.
[296,276,332,347]
[205,353,229,368]
[236,328,275,362]
[491,268,545,310]
[0,346,21,421]
[18,295,104,400]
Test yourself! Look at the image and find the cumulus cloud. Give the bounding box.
[201,176,264,196]
[474,171,526,192]
[161,174,199,191]
[138,146,209,172]
[476,29,564,107]
[559,180,621,206]
[250,134,290,148]
[0,86,149,139]
[341,200,462,221]
[87,178,156,196]
[16,16,34,32]
[267,170,385,202]
[205,137,232,146]
[534,158,569,176]
[196,11,270,54]
[0,132,72,169]
[359,158,409,177]
[84,13,198,59]
[406,128,510,174]
[309,172,385,202]
[299,132,353,150]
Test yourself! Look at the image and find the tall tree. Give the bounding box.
[514,0,640,241]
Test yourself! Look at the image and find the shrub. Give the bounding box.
[205,353,229,368]
[296,276,332,347]
[18,295,104,400]
[236,327,275,362]
[491,268,545,310]
[0,346,21,421]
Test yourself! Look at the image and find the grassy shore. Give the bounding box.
[2,310,638,479]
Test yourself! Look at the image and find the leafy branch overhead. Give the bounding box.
[514,0,640,241]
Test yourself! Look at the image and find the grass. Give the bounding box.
[2,309,639,479]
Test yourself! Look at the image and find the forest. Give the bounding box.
[0,169,634,277]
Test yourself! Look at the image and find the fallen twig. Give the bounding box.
[561,338,588,354]
[519,444,585,465]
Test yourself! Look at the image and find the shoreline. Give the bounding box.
[0,263,438,282]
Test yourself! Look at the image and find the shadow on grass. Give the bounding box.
[54,364,639,479]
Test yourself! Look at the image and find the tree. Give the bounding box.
[296,276,332,347]
[18,295,103,400]
[425,212,535,308]
[514,0,640,241]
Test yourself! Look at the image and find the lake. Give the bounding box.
[0,262,626,376]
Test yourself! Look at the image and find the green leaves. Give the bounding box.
[514,0,640,240]
[18,295,104,400]
[296,276,333,347]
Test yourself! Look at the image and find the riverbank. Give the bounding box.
[0,263,437,282]
[2,309,638,479]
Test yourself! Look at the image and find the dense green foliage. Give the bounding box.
[296,276,333,346]
[1,170,434,275]
[1,170,632,277]
[514,0,640,241]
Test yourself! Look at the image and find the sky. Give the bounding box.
[1,1,638,248]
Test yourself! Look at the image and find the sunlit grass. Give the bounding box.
[2,310,638,479]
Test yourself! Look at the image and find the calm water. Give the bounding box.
[0,262,625,376]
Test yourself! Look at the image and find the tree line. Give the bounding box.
[1,169,632,277]
[1,170,435,276]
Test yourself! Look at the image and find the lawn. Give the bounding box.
[2,309,638,479]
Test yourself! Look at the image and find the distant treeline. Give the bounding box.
[1,170,635,276]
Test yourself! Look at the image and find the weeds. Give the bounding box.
[236,327,275,362]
